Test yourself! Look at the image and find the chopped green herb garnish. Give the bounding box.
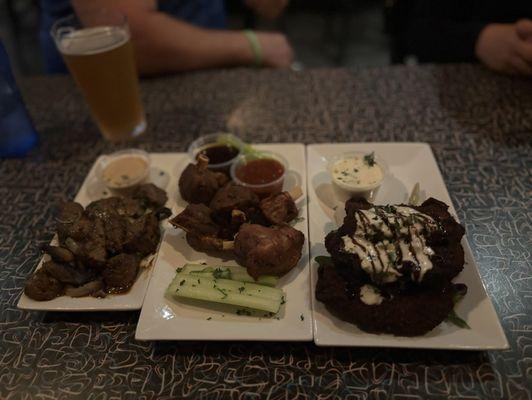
[175,267,183,273]
[179,279,186,286]
[281,296,286,305]
[214,285,228,299]
[300,314,305,321]
[363,152,376,167]
[238,287,245,293]
[206,317,212,320]
[383,205,396,214]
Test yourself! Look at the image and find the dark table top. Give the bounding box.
[1,64,531,399]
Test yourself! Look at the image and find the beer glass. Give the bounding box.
[52,12,146,142]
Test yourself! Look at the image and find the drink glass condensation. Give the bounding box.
[52,13,146,142]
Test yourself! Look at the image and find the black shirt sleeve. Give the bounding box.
[401,1,487,63]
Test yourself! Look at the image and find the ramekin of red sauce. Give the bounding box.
[230,151,287,197]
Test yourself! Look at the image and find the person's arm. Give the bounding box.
[72,0,293,75]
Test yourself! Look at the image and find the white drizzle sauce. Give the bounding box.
[359,284,384,305]
[332,154,383,187]
[341,205,438,283]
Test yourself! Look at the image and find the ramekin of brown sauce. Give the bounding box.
[230,151,288,197]
[188,133,243,174]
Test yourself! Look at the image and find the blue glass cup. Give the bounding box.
[0,41,39,158]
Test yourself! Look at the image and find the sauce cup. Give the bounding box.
[230,151,288,198]
[187,133,243,174]
[96,148,151,194]
[327,151,388,202]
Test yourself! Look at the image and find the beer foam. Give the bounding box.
[58,26,129,55]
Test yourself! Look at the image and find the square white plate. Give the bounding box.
[307,143,508,349]
[136,144,313,341]
[17,153,177,312]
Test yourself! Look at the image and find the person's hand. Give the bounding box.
[255,32,293,68]
[516,19,532,42]
[245,0,289,20]
[475,22,532,75]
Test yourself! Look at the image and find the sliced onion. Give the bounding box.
[65,280,103,298]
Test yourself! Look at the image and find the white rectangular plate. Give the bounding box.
[307,143,508,349]
[17,153,178,311]
[136,144,313,341]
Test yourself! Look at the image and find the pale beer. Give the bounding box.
[55,24,145,141]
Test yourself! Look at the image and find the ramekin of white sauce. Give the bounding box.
[96,149,151,193]
[327,151,387,202]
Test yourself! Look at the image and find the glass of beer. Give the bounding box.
[52,12,146,142]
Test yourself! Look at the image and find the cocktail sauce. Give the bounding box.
[235,158,285,196]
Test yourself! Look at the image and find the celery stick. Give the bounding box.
[171,273,282,300]
[166,274,282,313]
[180,264,278,287]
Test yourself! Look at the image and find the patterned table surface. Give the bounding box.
[1,65,531,399]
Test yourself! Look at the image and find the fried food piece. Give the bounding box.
[185,233,226,253]
[41,260,95,286]
[102,253,139,293]
[178,156,229,205]
[133,183,168,208]
[234,223,305,279]
[123,212,162,256]
[315,261,465,336]
[259,191,298,225]
[42,245,75,263]
[327,197,465,288]
[170,204,220,237]
[209,182,259,226]
[24,269,64,301]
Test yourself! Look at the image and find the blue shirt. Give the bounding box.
[40,0,227,73]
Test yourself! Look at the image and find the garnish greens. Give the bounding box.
[314,256,333,268]
[217,133,264,160]
[363,152,376,167]
[446,293,470,329]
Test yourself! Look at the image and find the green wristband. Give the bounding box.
[243,30,263,67]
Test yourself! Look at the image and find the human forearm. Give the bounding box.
[126,12,254,75]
